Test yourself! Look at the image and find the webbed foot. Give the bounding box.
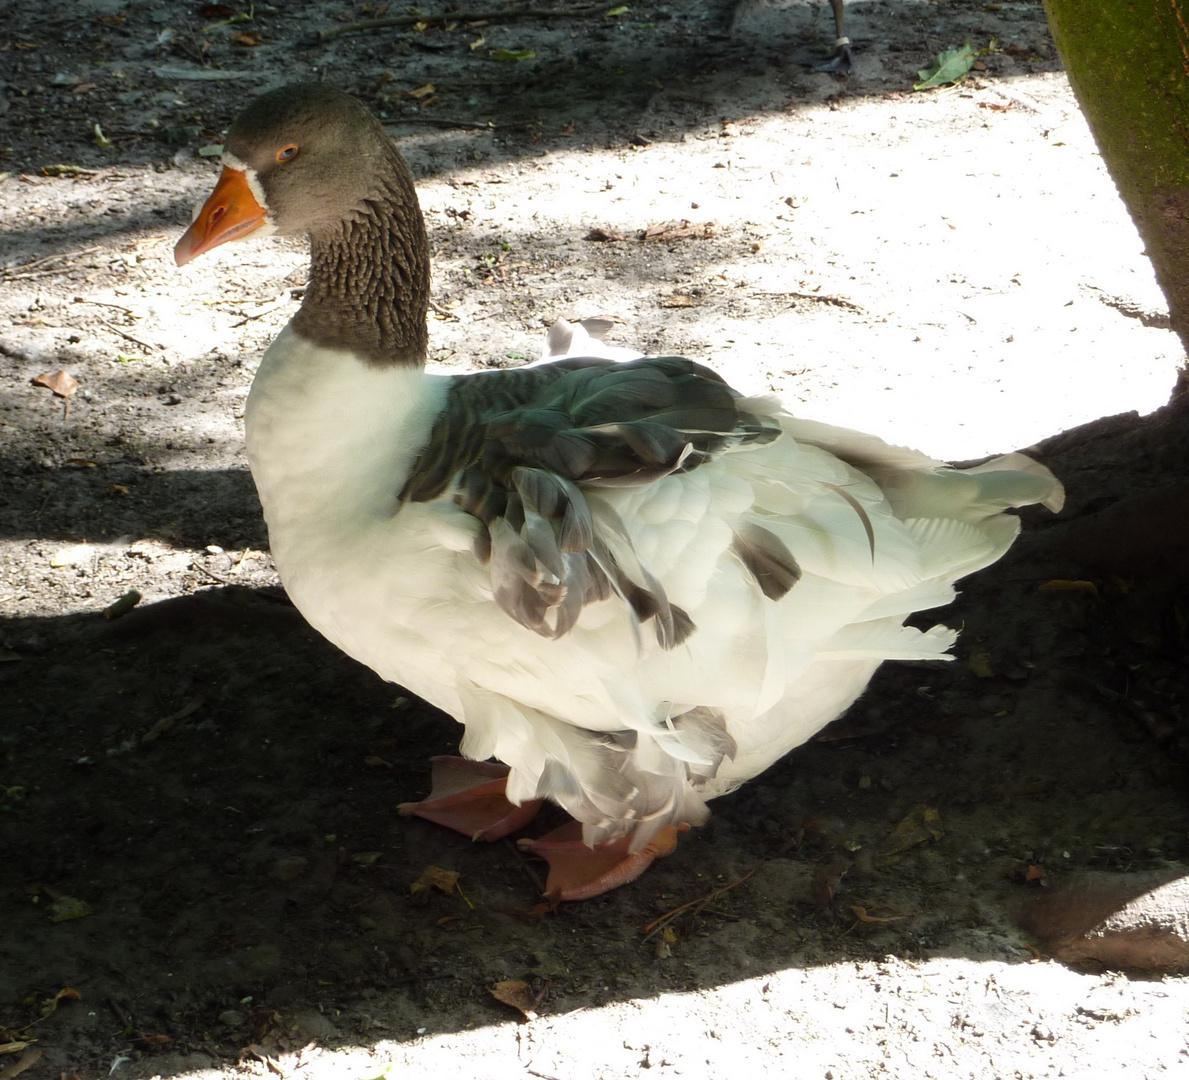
[398,756,543,841]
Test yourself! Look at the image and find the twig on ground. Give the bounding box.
[0,245,103,282]
[316,5,606,40]
[194,561,235,586]
[385,116,540,131]
[639,860,765,942]
[94,318,159,352]
[77,299,138,316]
[749,290,863,311]
[231,295,292,326]
[503,837,547,895]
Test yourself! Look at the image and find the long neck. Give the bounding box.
[292,146,430,368]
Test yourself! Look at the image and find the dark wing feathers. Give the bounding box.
[401,355,784,644]
[731,522,802,602]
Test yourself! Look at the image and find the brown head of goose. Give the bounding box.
[176,83,1063,904]
[176,82,430,367]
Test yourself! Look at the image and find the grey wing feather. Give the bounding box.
[401,355,783,645]
[732,522,802,601]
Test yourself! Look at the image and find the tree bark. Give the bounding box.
[1043,0,1189,386]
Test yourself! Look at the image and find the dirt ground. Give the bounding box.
[3,1,1189,1077]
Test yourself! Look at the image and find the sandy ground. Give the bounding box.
[3,2,1189,1078]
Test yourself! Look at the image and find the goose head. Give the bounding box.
[175,83,431,366]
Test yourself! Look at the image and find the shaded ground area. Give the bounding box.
[2,2,1188,1078]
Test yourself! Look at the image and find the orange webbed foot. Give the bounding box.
[397,755,543,841]
[518,821,684,903]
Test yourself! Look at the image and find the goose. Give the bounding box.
[813,0,855,73]
[729,0,854,73]
[175,83,1063,904]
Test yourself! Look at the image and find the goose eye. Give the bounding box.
[276,144,299,163]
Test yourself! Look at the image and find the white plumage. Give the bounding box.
[245,319,1061,853]
[176,84,1062,900]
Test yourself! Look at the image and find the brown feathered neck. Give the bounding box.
[291,142,430,368]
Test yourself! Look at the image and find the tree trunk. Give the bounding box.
[1043,0,1189,388]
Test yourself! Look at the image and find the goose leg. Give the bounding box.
[518,821,683,904]
[400,756,682,903]
[811,0,854,73]
[397,755,543,841]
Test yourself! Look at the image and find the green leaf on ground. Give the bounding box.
[914,43,975,90]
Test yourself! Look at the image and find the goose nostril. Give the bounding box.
[210,205,226,225]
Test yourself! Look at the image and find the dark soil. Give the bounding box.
[3,2,1188,1078]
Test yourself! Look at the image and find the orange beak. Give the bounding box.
[174,166,269,267]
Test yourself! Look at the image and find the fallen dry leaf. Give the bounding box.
[42,987,80,1012]
[813,859,850,904]
[0,1050,42,1080]
[880,805,944,859]
[966,645,995,678]
[1008,861,1048,886]
[132,1032,171,1049]
[31,369,79,418]
[49,896,93,922]
[40,164,98,177]
[851,905,909,924]
[232,31,263,46]
[659,294,702,309]
[246,1044,284,1076]
[489,979,538,1020]
[585,226,627,242]
[642,220,716,242]
[410,865,461,896]
[31,370,78,398]
[141,697,204,743]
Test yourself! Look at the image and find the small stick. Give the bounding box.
[640,860,765,941]
[317,4,607,40]
[231,295,291,326]
[195,562,234,586]
[0,245,103,281]
[503,837,547,895]
[749,290,863,311]
[94,317,159,352]
[385,116,540,131]
[77,298,138,316]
